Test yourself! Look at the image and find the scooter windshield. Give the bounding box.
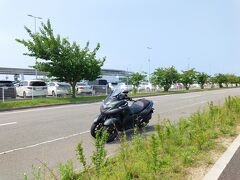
[104,88,123,104]
[110,88,123,97]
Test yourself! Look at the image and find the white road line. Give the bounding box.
[181,95,201,99]
[0,122,17,127]
[0,130,90,156]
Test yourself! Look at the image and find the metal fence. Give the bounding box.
[0,87,17,102]
[0,85,111,102]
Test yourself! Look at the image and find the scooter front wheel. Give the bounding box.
[102,125,118,143]
[90,122,117,143]
[90,122,104,138]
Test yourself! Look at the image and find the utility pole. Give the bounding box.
[126,67,129,87]
[147,47,152,82]
[28,14,42,79]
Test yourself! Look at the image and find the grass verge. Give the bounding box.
[24,96,240,179]
[0,96,106,109]
[0,87,237,109]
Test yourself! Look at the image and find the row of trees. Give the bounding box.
[17,20,239,97]
[129,66,240,92]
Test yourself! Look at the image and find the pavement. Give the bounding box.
[0,88,240,179]
[218,145,240,180]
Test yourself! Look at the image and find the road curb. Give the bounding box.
[203,134,240,180]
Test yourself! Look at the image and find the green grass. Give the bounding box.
[24,96,240,179]
[0,96,106,109]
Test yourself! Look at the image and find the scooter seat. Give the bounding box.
[130,99,150,114]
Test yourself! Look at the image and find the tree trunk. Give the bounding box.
[200,84,204,89]
[163,86,169,92]
[219,83,223,88]
[184,84,189,90]
[133,87,137,94]
[71,82,77,98]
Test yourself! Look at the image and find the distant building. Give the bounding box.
[0,67,129,82]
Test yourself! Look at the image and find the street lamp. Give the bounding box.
[147,47,152,82]
[27,14,42,79]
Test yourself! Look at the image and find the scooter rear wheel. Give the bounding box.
[137,115,151,128]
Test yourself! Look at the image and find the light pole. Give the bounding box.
[187,57,191,70]
[28,14,42,79]
[147,47,152,82]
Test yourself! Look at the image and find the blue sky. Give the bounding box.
[0,0,240,75]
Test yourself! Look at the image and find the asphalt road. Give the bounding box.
[0,88,240,179]
[218,146,240,180]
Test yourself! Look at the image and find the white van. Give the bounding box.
[16,80,47,98]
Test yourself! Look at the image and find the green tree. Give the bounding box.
[179,69,197,90]
[129,72,146,93]
[225,74,238,87]
[16,20,105,98]
[151,66,179,92]
[237,76,240,87]
[196,72,210,89]
[209,76,216,88]
[213,74,228,88]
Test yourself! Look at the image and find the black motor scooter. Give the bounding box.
[90,88,154,142]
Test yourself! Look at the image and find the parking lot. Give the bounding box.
[0,80,220,103]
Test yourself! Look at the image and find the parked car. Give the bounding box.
[88,79,111,95]
[170,83,184,90]
[138,82,155,92]
[0,80,16,99]
[47,82,71,96]
[76,82,93,95]
[190,83,200,89]
[118,83,133,91]
[16,80,47,98]
[108,82,119,91]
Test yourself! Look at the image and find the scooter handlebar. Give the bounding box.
[126,96,132,101]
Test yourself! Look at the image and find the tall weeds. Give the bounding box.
[91,130,108,179]
[24,96,240,179]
